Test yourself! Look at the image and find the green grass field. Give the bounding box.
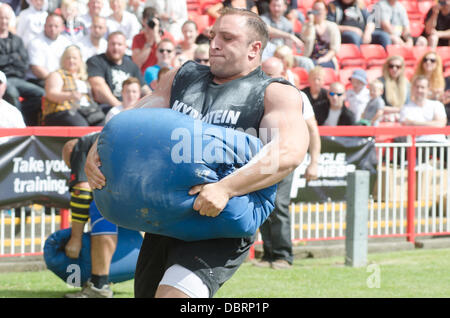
[0,248,449,298]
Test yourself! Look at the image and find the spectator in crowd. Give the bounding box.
[400,75,447,142]
[144,38,175,87]
[379,55,410,112]
[60,0,87,44]
[105,76,141,122]
[255,56,320,270]
[323,81,356,126]
[79,0,107,29]
[273,45,299,87]
[27,13,72,88]
[193,43,210,66]
[412,51,445,102]
[78,16,108,61]
[132,7,174,74]
[302,0,341,70]
[358,79,401,126]
[363,0,413,49]
[327,0,369,47]
[127,0,145,23]
[87,31,149,112]
[207,0,258,21]
[145,0,188,42]
[42,45,105,126]
[176,20,199,62]
[302,66,330,125]
[16,0,48,48]
[260,0,305,57]
[346,68,370,122]
[107,0,142,54]
[420,0,450,48]
[0,71,26,128]
[0,3,45,126]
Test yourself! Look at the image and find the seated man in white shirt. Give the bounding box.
[400,75,448,143]
[0,71,26,128]
[79,16,108,62]
[27,13,72,88]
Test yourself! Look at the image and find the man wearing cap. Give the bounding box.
[346,68,370,122]
[0,70,26,128]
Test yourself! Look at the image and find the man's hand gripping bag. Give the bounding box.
[93,108,277,241]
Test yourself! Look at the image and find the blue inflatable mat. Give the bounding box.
[43,227,142,286]
[93,108,277,241]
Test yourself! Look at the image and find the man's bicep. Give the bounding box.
[260,83,305,142]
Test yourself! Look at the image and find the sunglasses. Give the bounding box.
[329,91,344,97]
[389,64,402,69]
[159,49,173,54]
[423,57,436,63]
[194,58,209,63]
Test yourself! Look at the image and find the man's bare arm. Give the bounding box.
[190,82,310,217]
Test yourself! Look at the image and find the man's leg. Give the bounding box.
[256,172,294,268]
[90,234,117,285]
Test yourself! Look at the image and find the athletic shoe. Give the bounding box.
[271,259,292,270]
[64,281,113,298]
[251,259,272,268]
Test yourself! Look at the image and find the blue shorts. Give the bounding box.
[89,201,118,236]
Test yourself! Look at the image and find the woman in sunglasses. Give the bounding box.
[380,55,411,115]
[412,52,445,102]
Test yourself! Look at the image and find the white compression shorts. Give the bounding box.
[159,264,210,298]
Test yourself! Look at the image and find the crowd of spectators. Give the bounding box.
[0,0,449,131]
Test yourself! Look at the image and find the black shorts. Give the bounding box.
[134,233,254,298]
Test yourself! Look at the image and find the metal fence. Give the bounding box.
[2,126,450,258]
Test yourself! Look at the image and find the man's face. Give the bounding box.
[88,0,103,16]
[209,14,256,80]
[327,84,345,108]
[269,0,286,19]
[122,83,141,107]
[0,8,10,33]
[156,41,175,65]
[91,18,107,38]
[110,0,125,13]
[106,34,127,63]
[45,16,64,40]
[412,79,429,102]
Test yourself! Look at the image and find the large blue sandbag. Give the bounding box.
[93,108,277,241]
[43,226,143,286]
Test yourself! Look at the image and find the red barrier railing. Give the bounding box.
[2,125,450,251]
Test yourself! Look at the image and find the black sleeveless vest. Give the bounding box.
[170,61,292,135]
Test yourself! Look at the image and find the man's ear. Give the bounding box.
[248,41,262,60]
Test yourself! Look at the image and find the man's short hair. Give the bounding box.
[411,74,429,86]
[217,7,269,53]
[107,30,126,41]
[122,77,141,89]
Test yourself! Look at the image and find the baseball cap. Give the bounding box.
[349,69,367,85]
[0,71,6,84]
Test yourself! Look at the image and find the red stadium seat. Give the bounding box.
[409,20,424,38]
[418,0,435,16]
[322,67,338,86]
[360,44,387,69]
[298,0,315,10]
[338,67,359,89]
[386,45,416,67]
[366,68,383,83]
[291,67,309,88]
[399,1,422,21]
[192,14,210,34]
[336,43,366,69]
[436,46,450,70]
